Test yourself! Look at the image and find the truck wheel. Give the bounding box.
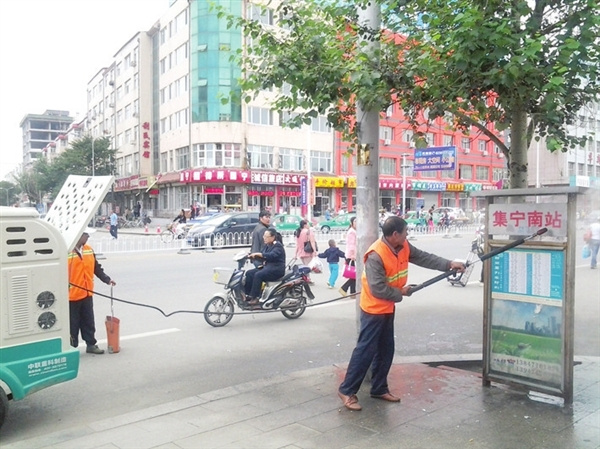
[0,386,8,430]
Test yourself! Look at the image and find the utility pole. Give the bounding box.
[355,2,381,329]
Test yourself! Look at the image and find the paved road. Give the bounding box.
[1,234,597,444]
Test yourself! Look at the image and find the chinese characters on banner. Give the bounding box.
[413,146,457,171]
[488,203,567,237]
[141,122,151,159]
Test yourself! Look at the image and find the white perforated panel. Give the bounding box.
[45,175,114,250]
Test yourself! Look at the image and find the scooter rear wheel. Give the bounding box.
[281,298,306,320]
[204,296,234,327]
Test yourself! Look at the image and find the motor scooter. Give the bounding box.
[204,252,315,327]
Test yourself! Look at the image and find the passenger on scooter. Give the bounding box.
[244,228,286,305]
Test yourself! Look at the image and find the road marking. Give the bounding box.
[79,328,181,348]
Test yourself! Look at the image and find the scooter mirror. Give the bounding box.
[233,251,249,261]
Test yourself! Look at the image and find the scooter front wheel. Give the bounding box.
[281,298,306,320]
[204,296,234,327]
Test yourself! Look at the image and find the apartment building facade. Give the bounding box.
[19,110,73,167]
[76,0,514,218]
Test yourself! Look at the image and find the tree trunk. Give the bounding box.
[509,109,529,189]
[355,2,381,333]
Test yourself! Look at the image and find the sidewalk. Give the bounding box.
[6,357,598,449]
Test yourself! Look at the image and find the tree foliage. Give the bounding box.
[0,180,19,206]
[219,0,600,187]
[13,136,116,204]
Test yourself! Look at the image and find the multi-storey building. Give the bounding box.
[336,109,507,214]
[19,110,73,167]
[78,0,511,219]
[527,102,600,212]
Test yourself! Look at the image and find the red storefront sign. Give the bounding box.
[115,175,139,192]
[248,190,275,196]
[251,171,304,185]
[180,169,251,184]
[279,191,301,197]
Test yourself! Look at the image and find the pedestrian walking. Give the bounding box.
[68,228,116,354]
[109,210,118,239]
[337,216,465,411]
[339,216,357,296]
[586,217,600,269]
[318,239,345,288]
[294,219,317,266]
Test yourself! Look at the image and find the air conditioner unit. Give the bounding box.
[130,60,137,67]
[108,80,115,86]
[384,138,391,146]
[132,112,138,117]
[463,148,470,154]
[497,153,504,158]
[109,103,115,108]
[483,150,488,156]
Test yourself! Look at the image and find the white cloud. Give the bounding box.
[0,0,169,179]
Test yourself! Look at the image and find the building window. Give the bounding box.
[311,116,330,133]
[403,130,413,144]
[568,162,575,176]
[493,168,507,181]
[426,132,434,146]
[310,150,332,172]
[379,157,395,175]
[176,147,189,170]
[461,137,470,152]
[459,164,472,180]
[279,148,303,171]
[440,169,455,178]
[247,144,274,169]
[340,153,349,174]
[443,135,454,146]
[421,170,437,178]
[192,143,241,167]
[476,166,489,181]
[247,106,273,125]
[161,153,168,173]
[479,140,487,153]
[380,126,393,141]
[248,3,274,25]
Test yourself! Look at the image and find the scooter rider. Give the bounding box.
[244,228,286,305]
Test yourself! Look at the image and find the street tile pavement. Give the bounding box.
[4,356,598,449]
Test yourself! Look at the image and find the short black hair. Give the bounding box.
[259,210,271,219]
[381,216,407,237]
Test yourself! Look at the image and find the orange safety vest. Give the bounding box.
[68,244,96,301]
[360,239,410,314]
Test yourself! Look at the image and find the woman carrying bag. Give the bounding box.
[339,216,357,296]
[294,219,317,265]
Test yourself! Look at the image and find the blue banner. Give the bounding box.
[300,177,307,206]
[414,146,456,171]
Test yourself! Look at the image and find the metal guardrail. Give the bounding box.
[93,224,479,254]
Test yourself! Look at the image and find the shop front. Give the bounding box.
[250,171,305,214]
[313,176,344,217]
[180,168,251,213]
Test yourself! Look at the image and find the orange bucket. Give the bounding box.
[105,315,120,354]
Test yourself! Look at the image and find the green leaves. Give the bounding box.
[219,0,599,187]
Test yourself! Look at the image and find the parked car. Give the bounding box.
[318,213,356,233]
[404,211,439,229]
[186,212,259,248]
[185,212,222,231]
[272,214,307,232]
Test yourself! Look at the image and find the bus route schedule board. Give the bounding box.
[489,245,565,389]
[472,186,583,405]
